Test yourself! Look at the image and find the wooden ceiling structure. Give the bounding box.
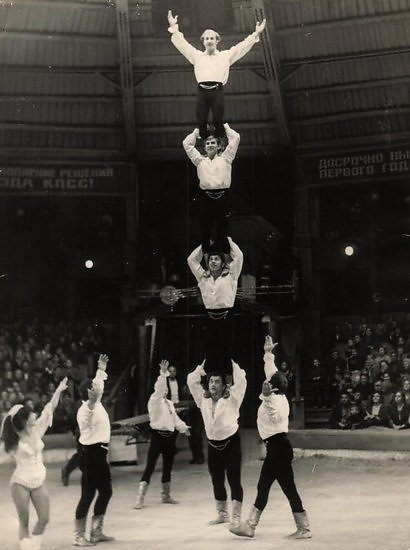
[1,0,409,164]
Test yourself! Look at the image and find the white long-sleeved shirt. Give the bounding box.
[77,369,110,445]
[187,361,246,440]
[182,124,240,190]
[148,372,189,433]
[257,352,289,440]
[169,25,260,85]
[187,237,243,310]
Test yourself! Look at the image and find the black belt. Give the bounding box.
[198,81,223,90]
[81,442,109,451]
[153,429,176,438]
[263,432,287,444]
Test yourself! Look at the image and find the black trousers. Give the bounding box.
[141,430,177,484]
[196,86,225,139]
[65,436,81,474]
[208,430,243,502]
[204,309,233,376]
[254,433,304,513]
[75,443,113,519]
[199,189,230,254]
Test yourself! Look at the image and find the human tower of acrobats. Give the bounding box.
[0,10,312,550]
[133,9,312,543]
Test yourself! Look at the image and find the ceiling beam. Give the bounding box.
[0,31,115,43]
[276,10,410,35]
[0,94,119,103]
[282,47,410,67]
[285,75,410,96]
[250,0,292,146]
[0,147,126,160]
[0,91,270,103]
[0,122,121,132]
[296,131,410,151]
[290,106,410,126]
[115,0,137,156]
[133,120,276,134]
[0,145,280,162]
[0,62,265,76]
[0,65,118,74]
[0,0,113,8]
[0,120,276,134]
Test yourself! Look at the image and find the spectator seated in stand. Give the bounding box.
[329,393,351,429]
[401,378,410,405]
[387,391,410,430]
[362,392,389,427]
[346,403,364,430]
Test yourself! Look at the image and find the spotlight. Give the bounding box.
[344,245,355,257]
[84,259,94,269]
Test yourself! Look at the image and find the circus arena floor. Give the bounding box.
[0,430,409,550]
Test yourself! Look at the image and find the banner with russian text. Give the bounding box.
[302,147,410,185]
[0,163,133,194]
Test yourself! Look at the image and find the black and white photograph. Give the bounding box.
[0,1,409,549]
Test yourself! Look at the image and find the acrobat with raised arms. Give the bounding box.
[231,336,312,540]
[183,123,240,255]
[187,236,243,376]
[168,10,266,139]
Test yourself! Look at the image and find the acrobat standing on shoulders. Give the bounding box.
[187,236,243,377]
[167,10,266,139]
[183,123,240,255]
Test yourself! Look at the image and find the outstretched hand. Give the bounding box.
[255,18,266,35]
[262,381,273,397]
[97,354,109,371]
[159,359,169,375]
[58,377,68,393]
[263,335,278,353]
[167,10,178,26]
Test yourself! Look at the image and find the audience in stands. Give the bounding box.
[320,314,410,430]
[0,318,103,432]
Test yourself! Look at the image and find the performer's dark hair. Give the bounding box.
[1,406,30,453]
[203,372,229,399]
[205,372,227,387]
[269,372,288,394]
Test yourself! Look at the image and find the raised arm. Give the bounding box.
[221,123,240,163]
[36,376,68,437]
[167,10,201,64]
[230,360,247,406]
[263,335,279,379]
[187,361,206,408]
[187,243,205,282]
[227,237,243,281]
[182,128,203,167]
[227,19,266,65]
[88,354,109,410]
[150,360,169,402]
